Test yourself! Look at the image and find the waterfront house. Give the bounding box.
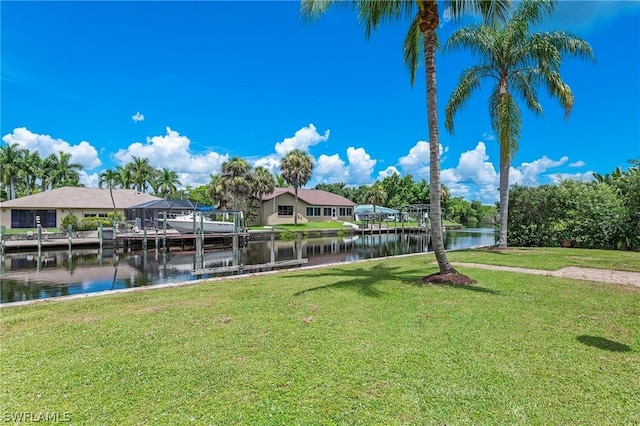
[0,186,160,230]
[260,188,356,226]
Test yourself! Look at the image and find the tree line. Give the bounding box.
[507,159,640,251]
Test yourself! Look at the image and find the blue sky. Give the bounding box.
[2,1,639,204]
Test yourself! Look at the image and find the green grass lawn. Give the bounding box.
[1,249,639,425]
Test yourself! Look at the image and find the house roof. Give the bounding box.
[0,187,161,209]
[261,188,356,207]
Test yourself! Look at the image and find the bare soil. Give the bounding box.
[450,262,640,288]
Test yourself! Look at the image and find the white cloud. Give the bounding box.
[548,172,595,185]
[347,147,377,184]
[315,154,348,182]
[378,166,400,180]
[510,156,568,186]
[132,112,145,123]
[113,127,229,187]
[398,140,446,178]
[2,127,102,170]
[440,142,499,202]
[482,132,495,141]
[274,123,330,156]
[569,160,585,168]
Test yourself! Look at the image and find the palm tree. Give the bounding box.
[301,0,510,277]
[251,166,276,225]
[98,168,119,215]
[129,156,154,193]
[220,157,253,211]
[445,0,595,248]
[0,143,26,200]
[280,149,313,225]
[21,150,42,196]
[156,168,181,198]
[43,151,84,189]
[115,165,134,189]
[364,181,388,226]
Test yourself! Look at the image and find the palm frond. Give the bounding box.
[541,70,574,120]
[447,0,512,24]
[490,90,521,160]
[445,65,492,133]
[537,30,596,63]
[403,16,422,86]
[510,70,542,115]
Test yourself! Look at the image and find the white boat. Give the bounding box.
[165,213,236,234]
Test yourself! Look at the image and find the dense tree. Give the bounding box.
[280,149,314,225]
[0,143,25,200]
[302,0,510,278]
[445,0,595,248]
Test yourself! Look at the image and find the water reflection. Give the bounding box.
[0,228,495,303]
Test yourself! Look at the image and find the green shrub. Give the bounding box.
[61,214,79,231]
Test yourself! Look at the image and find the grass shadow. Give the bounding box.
[434,283,502,295]
[292,264,423,297]
[576,335,632,352]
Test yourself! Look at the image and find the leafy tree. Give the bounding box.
[188,185,214,206]
[280,149,314,225]
[302,0,510,277]
[445,0,595,248]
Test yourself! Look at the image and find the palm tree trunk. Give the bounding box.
[498,144,510,248]
[423,14,456,275]
[294,187,299,225]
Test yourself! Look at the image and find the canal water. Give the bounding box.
[0,228,495,304]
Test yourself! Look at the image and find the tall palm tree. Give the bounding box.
[44,151,84,189]
[445,0,595,248]
[0,143,26,200]
[98,168,119,214]
[251,166,276,225]
[220,157,253,211]
[301,0,510,277]
[156,168,181,198]
[280,149,313,225]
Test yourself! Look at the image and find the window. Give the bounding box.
[278,205,293,216]
[306,207,321,216]
[11,210,57,229]
[323,208,333,216]
[339,207,353,216]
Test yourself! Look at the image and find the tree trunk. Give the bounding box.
[498,143,510,248]
[423,15,456,275]
[294,186,299,225]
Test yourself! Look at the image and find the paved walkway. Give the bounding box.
[452,262,640,288]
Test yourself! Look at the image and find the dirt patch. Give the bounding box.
[451,262,640,288]
[420,272,477,285]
